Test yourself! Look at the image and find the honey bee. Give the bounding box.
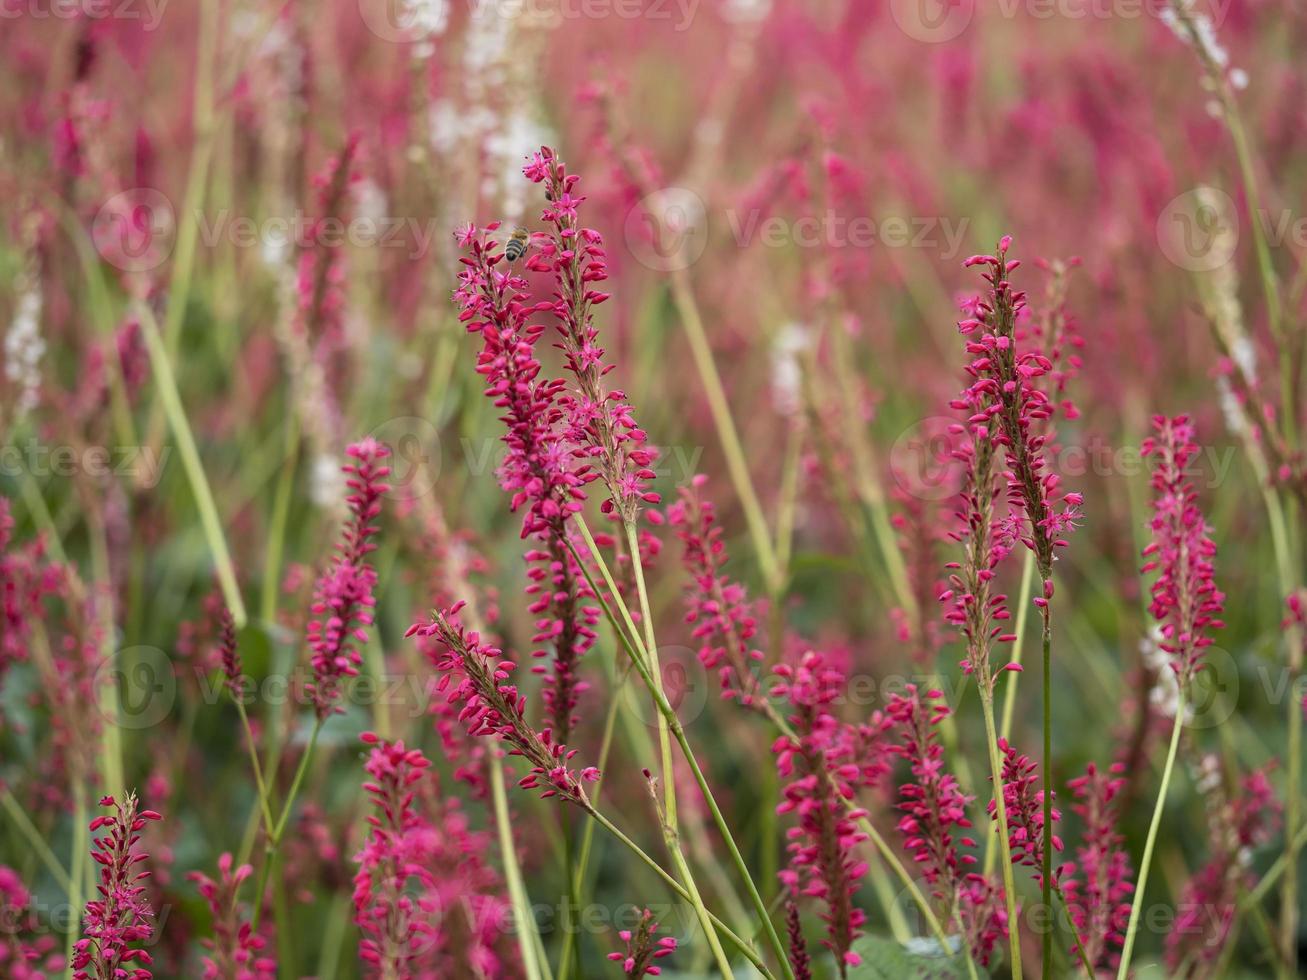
[505,227,530,263]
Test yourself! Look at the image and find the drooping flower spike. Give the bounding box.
[407,604,599,804]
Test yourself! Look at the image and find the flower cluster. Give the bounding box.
[784,897,814,980]
[1141,414,1225,686]
[957,236,1082,579]
[986,739,1063,886]
[217,604,241,699]
[940,392,1019,687]
[0,865,64,978]
[0,496,64,679]
[890,487,946,666]
[607,909,677,977]
[453,221,599,742]
[886,686,1007,964]
[1167,764,1279,973]
[305,438,390,718]
[1061,762,1134,973]
[188,853,275,980]
[668,476,765,704]
[353,733,514,977]
[773,650,890,973]
[523,145,659,524]
[353,735,439,975]
[73,793,162,980]
[408,604,599,804]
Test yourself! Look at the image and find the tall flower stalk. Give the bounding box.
[1117,414,1226,979]
[958,237,1082,971]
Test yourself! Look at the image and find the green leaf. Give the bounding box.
[847,935,981,980]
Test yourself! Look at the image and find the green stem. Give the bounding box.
[1041,601,1053,978]
[1,787,72,895]
[980,690,1024,979]
[997,551,1036,744]
[490,751,550,980]
[572,518,791,979]
[252,718,322,931]
[557,667,627,980]
[261,414,299,623]
[586,808,776,978]
[64,784,87,980]
[135,302,247,626]
[669,272,782,594]
[236,699,276,835]
[1116,691,1187,980]
[624,518,736,978]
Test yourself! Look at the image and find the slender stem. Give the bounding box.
[0,788,72,896]
[571,518,792,979]
[1041,601,1053,978]
[1116,691,1187,980]
[64,783,87,980]
[253,718,323,930]
[144,0,219,443]
[585,808,776,978]
[998,552,1036,742]
[261,414,299,623]
[135,303,247,627]
[235,699,276,835]
[557,667,627,980]
[979,690,1025,979]
[490,751,550,980]
[623,519,736,978]
[668,271,782,595]
[1246,817,1307,908]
